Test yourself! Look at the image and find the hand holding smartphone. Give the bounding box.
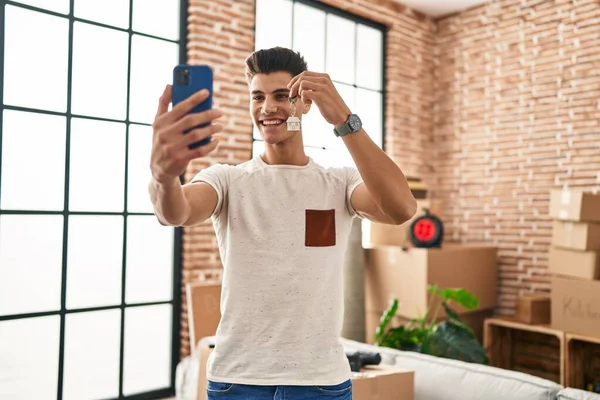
[149,65,223,184]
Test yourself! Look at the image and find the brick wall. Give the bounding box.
[180,0,436,357]
[179,0,600,357]
[433,0,600,315]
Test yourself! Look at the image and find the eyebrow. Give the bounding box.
[251,88,290,95]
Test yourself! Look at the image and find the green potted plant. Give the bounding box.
[373,284,489,365]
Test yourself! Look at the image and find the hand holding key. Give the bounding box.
[150,84,224,184]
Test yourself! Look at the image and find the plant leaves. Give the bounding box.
[424,320,489,364]
[374,299,399,345]
[441,302,474,335]
[428,286,479,310]
[378,325,427,353]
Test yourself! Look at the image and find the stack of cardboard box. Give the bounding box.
[548,189,600,338]
[363,195,499,344]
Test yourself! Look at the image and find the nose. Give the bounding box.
[261,97,278,114]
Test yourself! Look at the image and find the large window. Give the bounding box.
[253,0,386,167]
[0,1,185,399]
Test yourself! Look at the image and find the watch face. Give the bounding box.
[348,114,362,131]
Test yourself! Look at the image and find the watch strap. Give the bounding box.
[334,122,353,137]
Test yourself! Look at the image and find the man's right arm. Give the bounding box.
[149,177,218,227]
[148,84,224,227]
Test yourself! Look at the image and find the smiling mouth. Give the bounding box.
[261,119,285,127]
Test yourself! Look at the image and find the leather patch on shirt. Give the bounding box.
[305,209,336,247]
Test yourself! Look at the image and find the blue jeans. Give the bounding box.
[207,379,352,399]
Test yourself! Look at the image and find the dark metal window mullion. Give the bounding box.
[172,0,188,389]
[2,104,154,126]
[56,0,76,398]
[118,0,135,396]
[0,210,155,216]
[0,301,174,323]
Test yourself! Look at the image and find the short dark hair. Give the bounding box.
[245,47,308,83]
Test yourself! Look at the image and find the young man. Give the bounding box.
[149,47,417,399]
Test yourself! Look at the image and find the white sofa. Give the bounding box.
[342,338,600,400]
[176,336,600,400]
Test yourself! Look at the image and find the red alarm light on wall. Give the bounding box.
[409,208,444,248]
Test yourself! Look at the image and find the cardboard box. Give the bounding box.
[552,220,600,251]
[549,189,600,222]
[551,275,600,337]
[365,199,442,247]
[364,243,498,319]
[196,344,414,400]
[548,246,600,280]
[197,344,214,400]
[186,282,221,355]
[352,365,414,400]
[515,294,551,325]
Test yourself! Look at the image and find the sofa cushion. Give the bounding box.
[558,388,600,400]
[342,338,562,400]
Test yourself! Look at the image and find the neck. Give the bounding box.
[260,131,309,166]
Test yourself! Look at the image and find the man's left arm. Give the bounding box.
[342,131,417,225]
[289,71,417,225]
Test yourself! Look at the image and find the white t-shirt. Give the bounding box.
[191,154,364,386]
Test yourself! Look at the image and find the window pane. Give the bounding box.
[301,109,333,148]
[11,0,69,14]
[127,124,153,213]
[123,305,172,395]
[304,146,327,167]
[253,140,265,156]
[63,310,121,400]
[292,3,325,72]
[0,316,60,400]
[255,0,292,50]
[253,125,261,141]
[306,146,355,169]
[1,110,66,211]
[326,14,356,85]
[0,215,63,316]
[355,88,383,148]
[71,22,129,120]
[326,143,356,168]
[126,216,174,304]
[67,215,123,309]
[129,35,179,124]
[69,118,126,212]
[335,83,356,114]
[74,0,130,29]
[356,24,383,91]
[132,0,180,41]
[3,6,68,112]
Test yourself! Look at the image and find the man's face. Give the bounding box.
[249,71,309,145]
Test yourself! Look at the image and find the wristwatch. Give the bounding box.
[333,114,362,137]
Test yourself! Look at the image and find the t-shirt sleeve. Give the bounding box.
[344,167,364,218]
[189,163,230,219]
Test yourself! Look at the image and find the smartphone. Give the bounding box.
[172,64,214,149]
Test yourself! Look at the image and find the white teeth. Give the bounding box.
[262,119,283,125]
